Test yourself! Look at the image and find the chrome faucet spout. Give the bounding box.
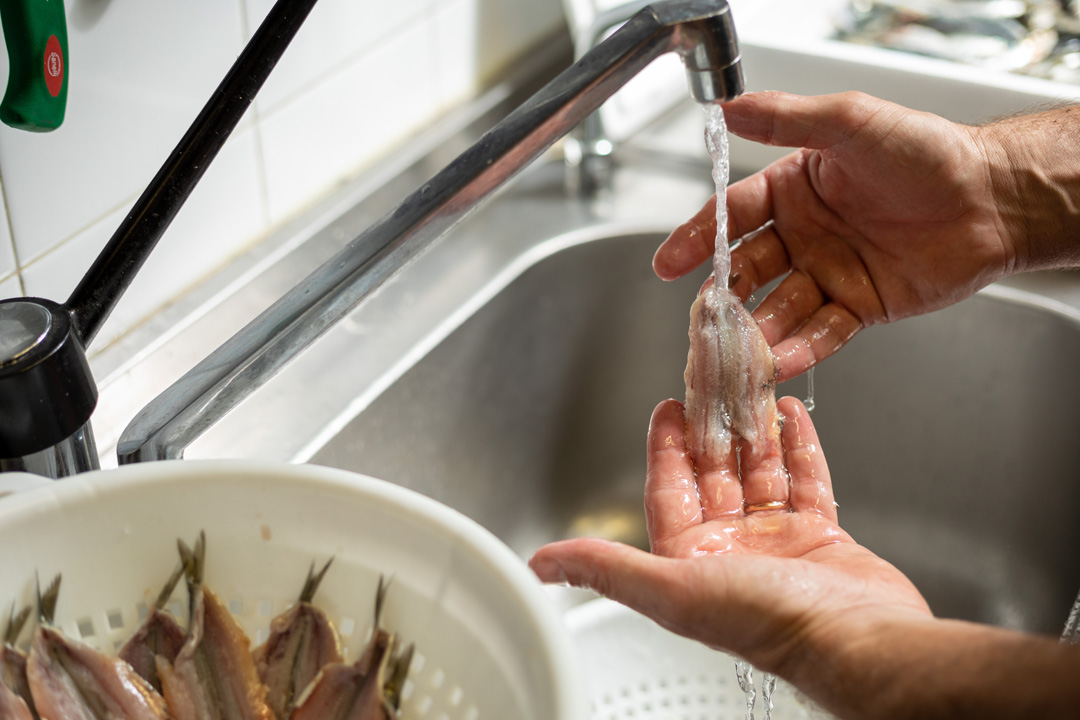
[566,0,742,193]
[117,0,745,464]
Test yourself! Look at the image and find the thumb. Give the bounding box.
[529,538,695,621]
[723,90,885,150]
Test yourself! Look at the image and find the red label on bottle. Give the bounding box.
[43,35,64,97]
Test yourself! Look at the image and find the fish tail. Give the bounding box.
[298,557,334,604]
[35,574,61,626]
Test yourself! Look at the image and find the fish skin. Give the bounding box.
[288,629,393,720]
[684,284,780,468]
[118,610,186,696]
[119,565,187,695]
[157,582,273,720]
[26,626,171,720]
[0,681,33,720]
[2,644,37,719]
[253,602,342,719]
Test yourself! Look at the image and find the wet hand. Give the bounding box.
[529,397,930,674]
[654,91,1015,381]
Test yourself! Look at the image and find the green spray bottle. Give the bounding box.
[0,0,68,131]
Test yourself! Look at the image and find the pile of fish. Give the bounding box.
[0,532,414,720]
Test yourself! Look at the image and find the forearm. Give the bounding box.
[975,107,1080,273]
[786,613,1080,719]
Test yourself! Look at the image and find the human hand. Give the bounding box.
[529,396,930,676]
[655,91,1017,381]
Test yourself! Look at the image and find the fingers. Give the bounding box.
[653,196,718,281]
[770,303,862,382]
[736,404,789,510]
[777,397,837,522]
[645,400,742,537]
[644,400,704,547]
[728,223,791,302]
[653,170,790,284]
[750,270,823,346]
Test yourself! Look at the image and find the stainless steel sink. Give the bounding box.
[96,75,1080,638]
[308,228,1080,636]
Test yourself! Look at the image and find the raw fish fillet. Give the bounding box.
[684,281,780,468]
[156,534,273,720]
[1,606,36,719]
[253,560,342,719]
[685,106,781,470]
[0,681,33,720]
[27,626,171,720]
[290,577,412,720]
[118,564,186,694]
[25,575,170,720]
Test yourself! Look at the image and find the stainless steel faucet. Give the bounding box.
[564,0,659,194]
[117,0,744,464]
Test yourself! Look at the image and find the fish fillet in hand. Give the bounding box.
[684,281,780,470]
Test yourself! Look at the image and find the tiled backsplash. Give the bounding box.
[0,0,565,350]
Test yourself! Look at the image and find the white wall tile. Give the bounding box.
[0,274,20,301]
[245,0,432,115]
[0,0,572,350]
[21,127,266,350]
[0,0,247,264]
[258,20,438,225]
[433,0,481,109]
[468,0,564,81]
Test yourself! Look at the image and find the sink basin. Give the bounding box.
[308,229,1080,636]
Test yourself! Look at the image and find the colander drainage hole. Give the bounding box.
[106,609,124,630]
[77,617,95,638]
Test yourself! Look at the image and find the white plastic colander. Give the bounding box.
[565,598,835,720]
[0,460,586,720]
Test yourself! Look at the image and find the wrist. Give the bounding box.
[778,609,1080,720]
[974,109,1080,273]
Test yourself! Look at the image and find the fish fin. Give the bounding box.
[384,642,414,711]
[298,557,334,604]
[4,604,30,646]
[35,573,61,625]
[373,575,392,630]
[154,562,186,611]
[177,531,207,586]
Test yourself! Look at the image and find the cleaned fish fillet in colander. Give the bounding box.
[156,534,273,720]
[118,563,186,694]
[253,559,342,719]
[26,576,171,720]
[1,605,36,719]
[290,577,412,720]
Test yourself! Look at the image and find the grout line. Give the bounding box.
[0,166,26,296]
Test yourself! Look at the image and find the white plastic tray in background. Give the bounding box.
[566,597,835,720]
[0,460,587,720]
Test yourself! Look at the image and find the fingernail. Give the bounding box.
[530,556,569,585]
